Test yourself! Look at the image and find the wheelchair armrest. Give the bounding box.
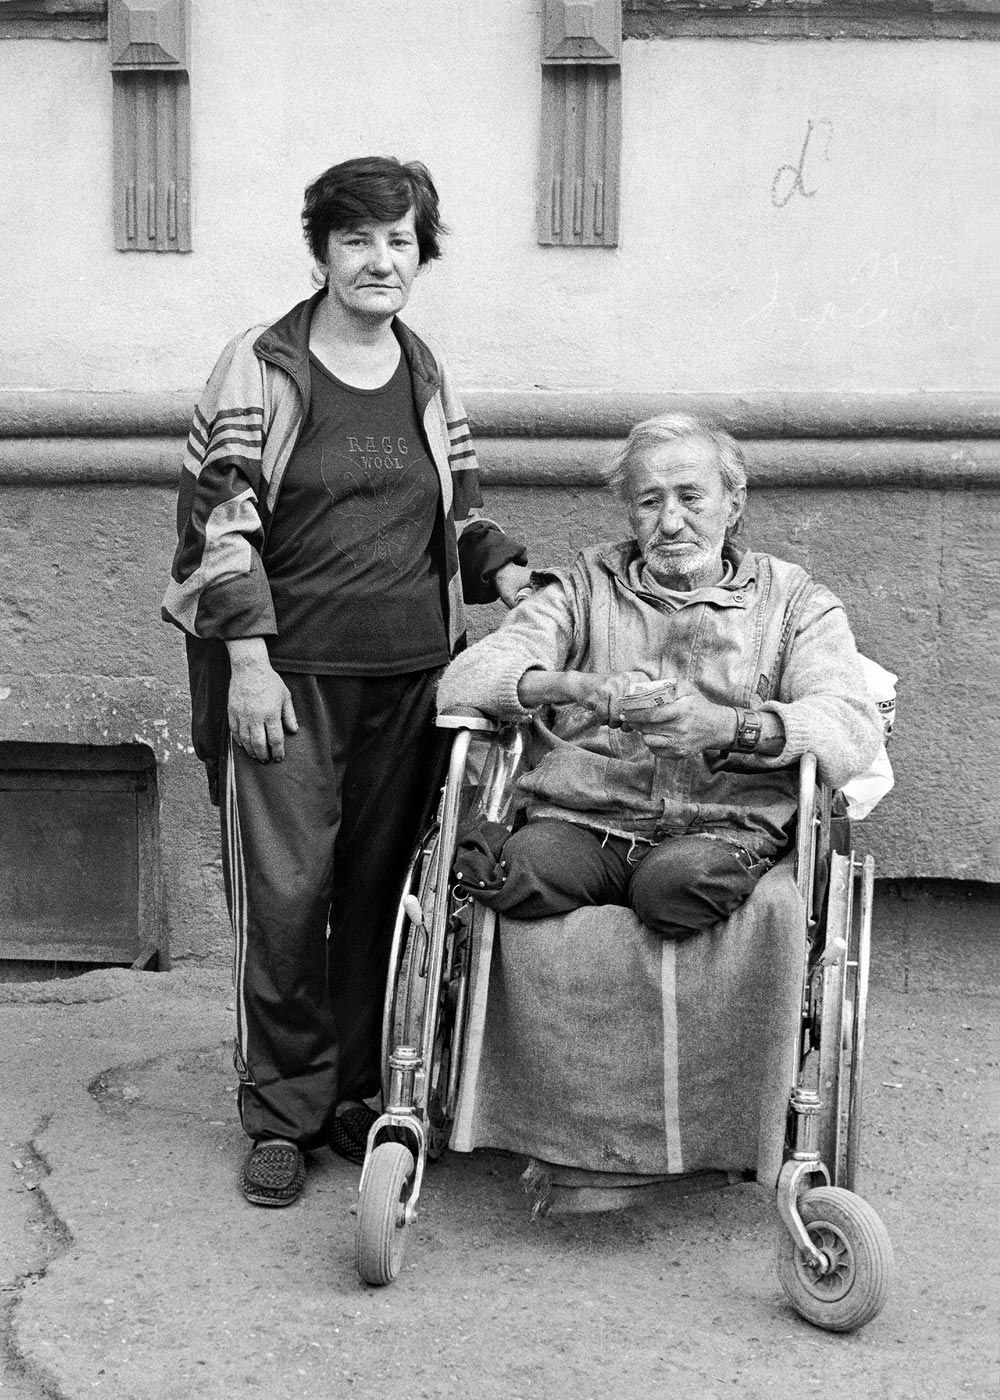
[436,708,501,733]
[797,752,818,817]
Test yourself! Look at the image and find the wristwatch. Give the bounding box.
[732,707,763,753]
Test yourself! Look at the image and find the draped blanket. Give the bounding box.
[451,859,806,1190]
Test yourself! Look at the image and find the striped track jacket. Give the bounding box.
[163,292,525,798]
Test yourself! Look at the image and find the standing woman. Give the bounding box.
[163,157,530,1206]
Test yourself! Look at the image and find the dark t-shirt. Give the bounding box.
[263,351,450,674]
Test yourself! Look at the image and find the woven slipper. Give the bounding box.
[240,1138,305,1207]
[329,1103,379,1165]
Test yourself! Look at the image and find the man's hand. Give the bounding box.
[631,689,737,758]
[494,562,534,609]
[226,638,299,763]
[517,668,633,725]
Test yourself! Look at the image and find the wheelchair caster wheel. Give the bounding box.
[776,1185,893,1332]
[356,1142,415,1287]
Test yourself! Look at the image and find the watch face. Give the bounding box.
[736,710,762,751]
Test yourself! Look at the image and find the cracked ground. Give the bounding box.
[0,885,996,1400]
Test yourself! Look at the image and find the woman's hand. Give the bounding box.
[226,639,299,763]
[494,562,534,609]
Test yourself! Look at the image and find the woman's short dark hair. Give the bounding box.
[302,156,447,267]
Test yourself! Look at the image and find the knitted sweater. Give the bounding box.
[437,541,882,850]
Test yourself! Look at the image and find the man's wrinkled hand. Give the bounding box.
[568,672,635,726]
[634,691,736,758]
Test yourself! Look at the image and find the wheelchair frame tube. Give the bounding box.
[470,723,529,826]
[777,753,835,1271]
[416,729,473,1088]
[363,728,475,1218]
[794,752,819,919]
[845,852,875,1189]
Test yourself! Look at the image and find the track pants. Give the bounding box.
[476,818,777,940]
[220,670,445,1148]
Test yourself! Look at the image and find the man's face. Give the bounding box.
[321,208,421,323]
[628,437,744,591]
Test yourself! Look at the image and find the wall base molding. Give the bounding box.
[1,390,997,487]
[0,434,996,489]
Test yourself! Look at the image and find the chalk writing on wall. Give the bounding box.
[771,119,833,209]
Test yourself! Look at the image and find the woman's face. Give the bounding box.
[320,208,421,324]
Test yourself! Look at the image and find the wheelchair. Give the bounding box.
[355,712,894,1333]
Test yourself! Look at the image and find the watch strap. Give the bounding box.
[732,707,763,753]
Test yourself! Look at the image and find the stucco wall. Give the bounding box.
[1,414,995,962]
[1,6,996,392]
[0,5,996,962]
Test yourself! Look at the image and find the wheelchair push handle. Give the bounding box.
[436,707,500,733]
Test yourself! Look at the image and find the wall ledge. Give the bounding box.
[0,434,997,489]
[1,391,997,488]
[2,389,999,439]
[0,0,105,40]
[623,0,1000,41]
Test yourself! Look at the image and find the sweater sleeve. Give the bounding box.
[758,585,883,789]
[436,574,580,721]
[161,332,278,641]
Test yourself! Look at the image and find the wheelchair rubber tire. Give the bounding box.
[356,1142,415,1288]
[426,992,456,1162]
[381,848,423,1100]
[776,1185,893,1332]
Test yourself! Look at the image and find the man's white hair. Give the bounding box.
[606,413,748,504]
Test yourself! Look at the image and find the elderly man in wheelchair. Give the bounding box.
[438,412,879,943]
[356,413,894,1331]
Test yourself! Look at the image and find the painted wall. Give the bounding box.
[0,4,996,962]
[1,5,996,393]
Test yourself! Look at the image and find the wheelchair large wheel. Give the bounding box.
[776,1186,893,1332]
[382,828,443,1098]
[425,918,472,1159]
[356,1141,415,1287]
[383,827,472,1159]
[381,846,425,1098]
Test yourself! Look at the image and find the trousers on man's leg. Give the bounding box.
[477,817,774,940]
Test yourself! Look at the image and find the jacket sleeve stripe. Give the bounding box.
[187,418,265,468]
[199,445,263,485]
[172,471,264,580]
[163,493,263,633]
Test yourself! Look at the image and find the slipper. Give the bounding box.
[240,1138,305,1207]
[329,1103,379,1165]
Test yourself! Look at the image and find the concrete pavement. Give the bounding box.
[0,883,996,1400]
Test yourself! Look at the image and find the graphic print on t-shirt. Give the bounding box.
[320,430,427,572]
[262,351,450,675]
